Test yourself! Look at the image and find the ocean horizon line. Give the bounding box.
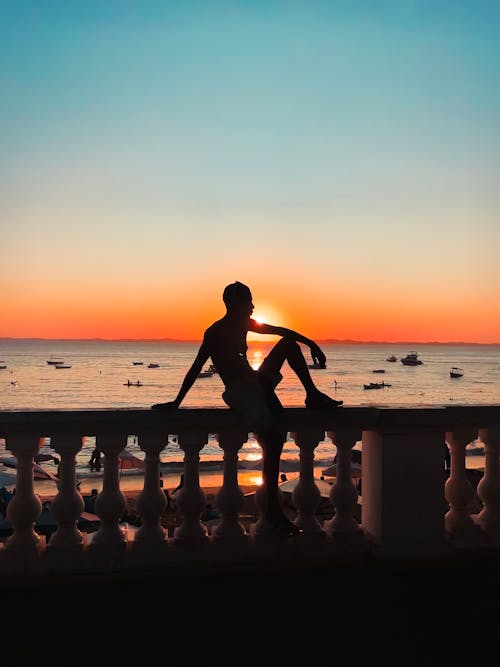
[1,337,499,346]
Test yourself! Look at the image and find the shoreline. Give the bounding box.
[35,468,280,502]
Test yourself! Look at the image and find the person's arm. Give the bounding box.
[249,319,327,368]
[151,342,210,410]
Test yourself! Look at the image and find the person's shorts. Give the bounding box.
[222,369,283,434]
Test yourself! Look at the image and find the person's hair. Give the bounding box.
[222,281,252,307]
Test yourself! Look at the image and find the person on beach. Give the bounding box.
[152,281,342,536]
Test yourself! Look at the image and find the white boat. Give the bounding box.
[0,362,6,370]
[401,351,423,366]
[450,367,464,378]
[386,355,397,362]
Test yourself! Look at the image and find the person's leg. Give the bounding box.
[259,338,342,407]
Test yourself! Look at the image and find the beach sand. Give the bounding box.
[33,469,276,535]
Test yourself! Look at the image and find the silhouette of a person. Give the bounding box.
[152,281,342,535]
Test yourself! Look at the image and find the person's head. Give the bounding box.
[91,488,98,496]
[222,281,253,317]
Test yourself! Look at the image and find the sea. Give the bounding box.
[1,339,499,489]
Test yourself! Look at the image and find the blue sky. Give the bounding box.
[1,1,499,341]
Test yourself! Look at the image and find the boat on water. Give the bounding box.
[372,369,386,374]
[54,364,71,369]
[400,351,423,366]
[450,367,464,378]
[0,362,6,369]
[364,381,392,390]
[132,361,144,366]
[124,380,143,386]
[386,355,397,362]
[148,363,160,368]
[47,358,64,365]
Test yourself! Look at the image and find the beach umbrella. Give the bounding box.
[321,462,362,479]
[0,455,59,482]
[119,451,145,470]
[278,477,334,499]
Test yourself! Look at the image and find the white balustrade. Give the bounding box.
[475,426,500,539]
[90,434,128,546]
[445,427,481,540]
[4,436,42,551]
[49,436,85,548]
[290,428,326,536]
[324,429,362,537]
[212,429,248,542]
[173,430,208,545]
[0,406,499,577]
[134,434,168,545]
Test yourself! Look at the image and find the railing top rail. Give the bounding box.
[1,405,499,441]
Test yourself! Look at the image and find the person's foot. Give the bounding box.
[305,392,343,408]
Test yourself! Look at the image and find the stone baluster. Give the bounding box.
[173,430,208,545]
[289,429,326,536]
[134,435,167,544]
[323,430,362,537]
[212,429,248,542]
[5,436,43,551]
[48,436,85,547]
[445,428,480,539]
[90,434,128,545]
[475,427,500,539]
[250,431,287,538]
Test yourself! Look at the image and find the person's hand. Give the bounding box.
[151,401,179,411]
[310,344,327,369]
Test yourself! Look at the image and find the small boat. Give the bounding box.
[148,363,160,368]
[124,380,143,386]
[372,369,386,374]
[0,362,6,370]
[386,355,397,362]
[132,361,144,366]
[207,364,218,374]
[400,351,423,366]
[47,358,64,365]
[54,364,71,369]
[450,367,464,378]
[364,381,392,390]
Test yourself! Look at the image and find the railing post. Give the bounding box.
[363,424,446,552]
[212,429,248,542]
[173,430,208,545]
[4,436,43,552]
[89,434,128,546]
[289,429,326,537]
[445,428,481,542]
[134,434,168,545]
[475,427,500,539]
[48,436,85,548]
[324,429,362,538]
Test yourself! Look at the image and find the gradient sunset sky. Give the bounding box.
[2,1,499,343]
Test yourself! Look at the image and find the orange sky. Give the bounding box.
[2,274,499,343]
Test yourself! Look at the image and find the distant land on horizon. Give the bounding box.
[1,337,499,346]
